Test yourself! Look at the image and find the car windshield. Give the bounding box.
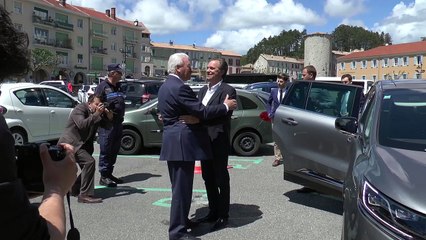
[379,88,426,151]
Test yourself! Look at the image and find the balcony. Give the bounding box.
[33,37,73,49]
[91,46,108,55]
[124,37,138,44]
[91,30,108,38]
[56,21,74,31]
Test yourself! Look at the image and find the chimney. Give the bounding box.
[169,40,173,46]
[106,9,110,17]
[192,42,196,48]
[58,0,66,6]
[111,7,116,20]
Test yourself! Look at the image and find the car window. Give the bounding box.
[238,95,257,110]
[15,89,45,106]
[359,87,376,145]
[43,88,74,108]
[284,81,309,109]
[145,84,161,95]
[379,88,426,151]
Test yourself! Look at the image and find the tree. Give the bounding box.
[30,48,58,74]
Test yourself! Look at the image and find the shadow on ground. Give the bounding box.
[284,190,343,215]
[120,172,162,183]
[188,203,263,237]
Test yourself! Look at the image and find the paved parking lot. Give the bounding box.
[32,145,343,240]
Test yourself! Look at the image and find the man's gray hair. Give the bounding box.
[168,53,189,74]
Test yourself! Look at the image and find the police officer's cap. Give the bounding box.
[107,64,123,74]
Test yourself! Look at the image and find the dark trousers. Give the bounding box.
[201,154,230,218]
[98,123,123,177]
[72,148,96,196]
[167,161,195,240]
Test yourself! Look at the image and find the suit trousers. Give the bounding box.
[167,161,195,240]
[72,148,96,196]
[201,157,230,218]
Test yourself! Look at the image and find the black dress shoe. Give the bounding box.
[195,213,218,223]
[296,187,316,193]
[210,217,228,232]
[77,195,103,204]
[186,219,199,229]
[109,174,124,184]
[177,234,200,240]
[99,177,117,187]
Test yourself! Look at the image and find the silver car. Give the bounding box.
[0,83,79,144]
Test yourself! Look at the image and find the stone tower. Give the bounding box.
[304,33,333,77]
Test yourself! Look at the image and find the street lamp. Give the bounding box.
[416,62,425,79]
[119,47,128,79]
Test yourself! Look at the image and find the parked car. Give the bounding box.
[0,83,79,145]
[243,81,278,93]
[39,80,71,94]
[77,84,97,102]
[273,79,426,239]
[120,89,273,156]
[119,79,163,109]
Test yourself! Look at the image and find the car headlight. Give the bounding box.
[360,180,426,239]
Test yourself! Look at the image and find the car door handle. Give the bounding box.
[231,115,238,119]
[50,110,56,114]
[282,118,298,126]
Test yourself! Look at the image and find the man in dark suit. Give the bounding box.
[58,94,112,203]
[157,53,237,240]
[196,59,236,232]
[267,73,290,167]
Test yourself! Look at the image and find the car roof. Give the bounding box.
[40,80,66,84]
[0,82,75,96]
[121,79,164,84]
[378,79,426,90]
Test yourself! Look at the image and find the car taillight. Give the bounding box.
[0,105,7,114]
[141,93,150,104]
[259,111,271,122]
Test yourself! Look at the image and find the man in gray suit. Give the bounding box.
[58,95,112,203]
[157,53,237,240]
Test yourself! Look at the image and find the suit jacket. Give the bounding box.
[198,83,236,159]
[58,102,105,151]
[157,75,228,161]
[267,86,287,119]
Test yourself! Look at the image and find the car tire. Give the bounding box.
[120,129,142,155]
[232,131,261,156]
[11,129,27,145]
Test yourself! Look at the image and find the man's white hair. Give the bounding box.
[168,53,189,74]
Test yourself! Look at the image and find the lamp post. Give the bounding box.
[119,47,128,79]
[416,62,425,79]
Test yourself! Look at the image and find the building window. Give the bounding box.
[77,54,83,64]
[352,75,356,80]
[351,61,356,69]
[402,73,407,79]
[372,75,377,81]
[77,36,83,46]
[33,7,48,20]
[361,60,367,69]
[111,42,116,51]
[57,52,68,65]
[371,59,377,68]
[383,58,389,67]
[228,58,233,66]
[236,59,240,66]
[77,19,83,28]
[393,57,399,66]
[14,1,23,14]
[228,67,233,74]
[383,74,387,80]
[415,55,423,65]
[362,75,366,80]
[111,58,116,64]
[340,62,345,70]
[403,56,409,66]
[111,26,116,35]
[34,27,49,42]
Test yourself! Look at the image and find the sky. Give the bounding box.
[69,0,426,55]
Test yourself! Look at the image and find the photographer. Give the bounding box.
[59,95,112,203]
[0,6,77,240]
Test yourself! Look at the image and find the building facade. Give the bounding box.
[253,54,304,80]
[337,41,426,80]
[151,42,241,80]
[3,0,150,84]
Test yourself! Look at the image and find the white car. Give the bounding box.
[77,84,97,102]
[0,83,79,145]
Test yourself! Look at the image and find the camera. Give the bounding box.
[15,143,65,193]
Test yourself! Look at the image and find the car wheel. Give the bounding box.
[232,131,261,156]
[120,129,142,155]
[11,129,27,145]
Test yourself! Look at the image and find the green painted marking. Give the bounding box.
[95,186,206,193]
[153,197,172,207]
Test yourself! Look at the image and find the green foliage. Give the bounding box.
[241,25,392,65]
[30,48,58,73]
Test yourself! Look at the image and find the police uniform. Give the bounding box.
[95,64,125,185]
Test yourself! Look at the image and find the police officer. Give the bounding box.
[95,64,126,187]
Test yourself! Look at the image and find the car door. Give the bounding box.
[41,88,75,139]
[273,81,363,194]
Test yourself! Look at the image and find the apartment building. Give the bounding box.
[337,41,426,81]
[3,0,149,84]
[253,54,304,80]
[151,42,241,79]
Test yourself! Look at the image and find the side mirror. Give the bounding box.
[335,117,358,134]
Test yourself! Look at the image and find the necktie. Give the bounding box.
[279,89,283,103]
